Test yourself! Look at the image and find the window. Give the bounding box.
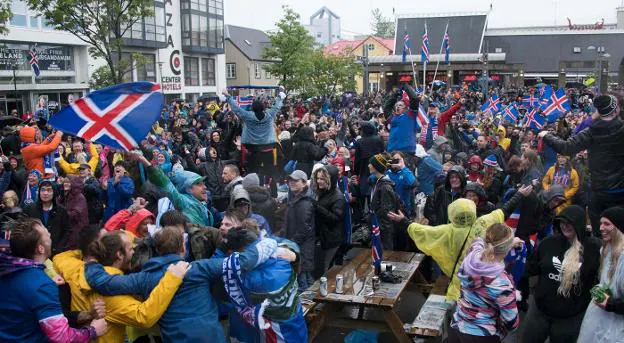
[494,47,503,53]
[209,0,223,15]
[42,18,55,30]
[182,14,191,46]
[254,63,261,79]
[191,14,200,45]
[265,66,271,79]
[573,47,581,54]
[208,17,217,48]
[199,16,208,47]
[137,54,156,82]
[144,15,156,41]
[367,43,375,51]
[184,57,199,86]
[10,1,27,27]
[317,33,322,38]
[112,52,133,83]
[155,7,166,42]
[201,58,215,86]
[226,63,236,79]
[29,16,39,28]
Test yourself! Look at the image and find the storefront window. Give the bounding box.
[137,54,156,82]
[184,57,199,86]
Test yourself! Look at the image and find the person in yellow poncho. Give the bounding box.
[542,154,579,214]
[53,226,190,343]
[388,185,533,300]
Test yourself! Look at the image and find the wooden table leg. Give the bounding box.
[383,309,412,343]
[308,303,341,343]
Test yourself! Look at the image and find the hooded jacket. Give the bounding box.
[229,186,271,234]
[52,250,183,343]
[197,156,226,209]
[246,185,278,232]
[84,238,277,343]
[543,116,624,193]
[103,174,135,222]
[0,253,94,343]
[370,175,399,248]
[60,176,89,250]
[284,186,315,272]
[427,135,449,164]
[515,185,564,239]
[353,122,385,177]
[425,165,467,225]
[452,238,519,338]
[19,128,62,175]
[291,126,327,177]
[525,205,602,318]
[23,185,71,255]
[312,166,345,250]
[58,144,99,176]
[386,166,417,215]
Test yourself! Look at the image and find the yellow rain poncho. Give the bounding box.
[407,198,505,300]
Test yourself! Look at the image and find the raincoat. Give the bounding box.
[407,198,506,300]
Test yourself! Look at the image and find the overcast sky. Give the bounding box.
[225,0,621,35]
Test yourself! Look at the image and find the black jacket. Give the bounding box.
[313,166,344,250]
[84,176,104,224]
[515,185,564,239]
[246,186,277,232]
[23,200,71,255]
[370,175,399,235]
[284,187,315,272]
[425,166,467,225]
[198,158,226,209]
[291,127,327,177]
[525,205,602,319]
[353,122,384,178]
[543,117,624,193]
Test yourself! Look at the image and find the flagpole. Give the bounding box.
[422,23,427,94]
[409,50,418,89]
[430,22,448,96]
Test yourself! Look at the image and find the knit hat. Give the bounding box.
[414,144,428,158]
[19,126,37,143]
[594,95,618,117]
[483,155,502,171]
[601,206,624,233]
[242,173,260,188]
[369,154,389,174]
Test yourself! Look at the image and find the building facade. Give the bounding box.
[225,25,279,95]
[304,6,341,47]
[89,0,226,104]
[1,0,90,116]
[365,7,624,92]
[324,35,393,93]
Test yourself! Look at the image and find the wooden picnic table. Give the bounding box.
[306,249,424,343]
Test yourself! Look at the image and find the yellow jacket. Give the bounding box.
[58,143,99,176]
[407,199,505,300]
[53,250,183,343]
[542,166,579,213]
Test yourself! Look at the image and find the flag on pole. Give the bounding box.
[521,92,539,109]
[480,94,502,115]
[421,24,430,63]
[371,214,383,272]
[48,82,164,151]
[28,46,40,78]
[502,103,519,124]
[442,28,450,64]
[402,31,412,63]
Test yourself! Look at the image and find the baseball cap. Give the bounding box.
[288,170,308,181]
[78,163,91,170]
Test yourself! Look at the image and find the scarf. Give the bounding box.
[22,141,54,174]
[340,176,352,245]
[222,252,270,330]
[22,183,38,207]
[553,167,570,187]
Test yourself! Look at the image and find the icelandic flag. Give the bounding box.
[540,88,570,123]
[371,214,383,271]
[539,85,553,104]
[236,95,254,111]
[521,92,539,108]
[48,82,164,151]
[421,24,430,63]
[416,103,429,131]
[524,107,545,131]
[402,31,411,63]
[502,103,519,124]
[442,28,450,64]
[28,46,40,78]
[481,94,502,115]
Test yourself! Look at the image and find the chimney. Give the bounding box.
[618,5,624,29]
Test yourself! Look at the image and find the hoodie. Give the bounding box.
[312,166,345,249]
[452,238,519,338]
[525,205,602,318]
[427,135,449,164]
[0,254,94,343]
[515,184,565,239]
[425,165,466,225]
[23,182,71,255]
[229,186,271,234]
[61,176,89,250]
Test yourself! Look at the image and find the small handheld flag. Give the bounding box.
[521,92,539,109]
[540,88,570,123]
[421,24,430,64]
[48,82,164,151]
[480,94,502,115]
[28,46,40,78]
[524,107,545,131]
[236,95,254,111]
[371,214,383,272]
[502,103,519,124]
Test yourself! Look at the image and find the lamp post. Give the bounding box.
[157,62,164,94]
[11,62,19,113]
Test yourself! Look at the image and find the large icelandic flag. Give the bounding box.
[371,214,383,272]
[540,88,570,123]
[48,82,164,151]
[421,24,430,63]
[402,31,411,63]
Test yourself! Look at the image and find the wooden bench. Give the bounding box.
[405,276,454,338]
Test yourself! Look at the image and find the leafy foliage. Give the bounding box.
[370,8,395,38]
[89,65,115,90]
[0,0,11,34]
[263,6,315,93]
[28,0,153,84]
[302,49,361,98]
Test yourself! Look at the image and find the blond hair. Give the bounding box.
[558,238,583,298]
[2,190,19,209]
[601,229,624,282]
[482,223,514,263]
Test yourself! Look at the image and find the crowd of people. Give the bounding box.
[0,80,622,343]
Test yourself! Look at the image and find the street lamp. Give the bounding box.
[10,62,19,113]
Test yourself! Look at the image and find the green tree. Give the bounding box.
[370,8,395,38]
[0,0,11,34]
[28,0,153,84]
[263,6,315,93]
[302,49,361,98]
[89,65,114,90]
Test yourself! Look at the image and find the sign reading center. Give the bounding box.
[159,0,183,92]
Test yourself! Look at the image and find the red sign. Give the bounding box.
[490,75,501,81]
[463,75,477,82]
[399,75,412,82]
[566,17,604,30]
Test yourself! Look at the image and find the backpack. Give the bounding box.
[186,225,220,261]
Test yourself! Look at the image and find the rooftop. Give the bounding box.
[226,25,272,61]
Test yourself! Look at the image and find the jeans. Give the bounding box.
[522,297,585,343]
